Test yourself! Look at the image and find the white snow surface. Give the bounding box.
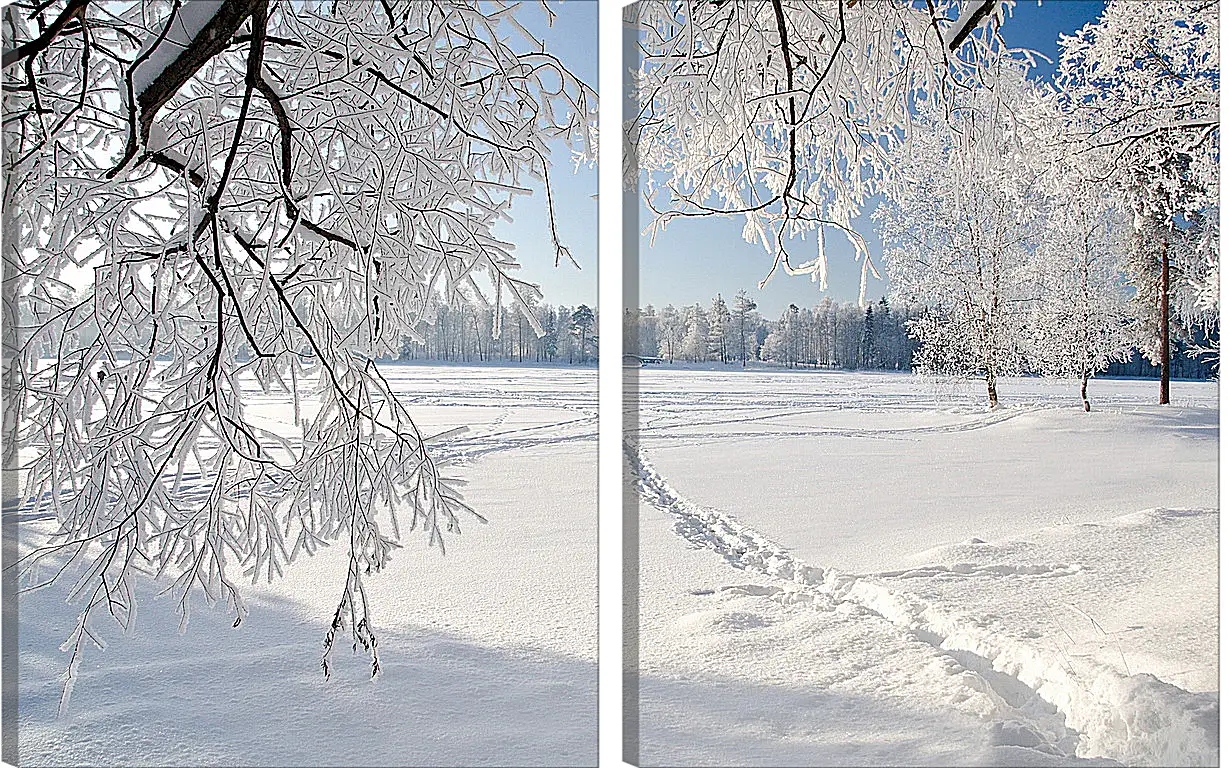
[630,367,1217,766]
[16,364,596,767]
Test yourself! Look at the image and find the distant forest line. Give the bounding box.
[625,294,1217,381]
[385,292,1216,379]
[396,302,598,365]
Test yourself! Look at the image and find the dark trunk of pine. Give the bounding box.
[986,371,998,409]
[1159,237,1171,405]
[1081,369,1090,412]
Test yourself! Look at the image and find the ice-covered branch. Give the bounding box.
[627,0,1018,293]
[4,0,595,700]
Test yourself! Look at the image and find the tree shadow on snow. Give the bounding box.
[1126,406,1219,442]
[16,589,596,767]
[634,675,1121,768]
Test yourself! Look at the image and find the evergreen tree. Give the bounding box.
[708,295,732,362]
[870,298,892,370]
[860,305,876,369]
[571,305,596,364]
[538,305,559,362]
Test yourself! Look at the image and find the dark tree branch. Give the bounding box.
[1,0,88,68]
[947,0,997,52]
[148,151,205,188]
[204,0,267,215]
[253,74,360,251]
[107,0,266,181]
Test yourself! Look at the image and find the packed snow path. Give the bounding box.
[628,368,1217,766]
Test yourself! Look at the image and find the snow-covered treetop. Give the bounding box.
[1053,0,1218,323]
[1055,0,1218,221]
[625,0,1027,299]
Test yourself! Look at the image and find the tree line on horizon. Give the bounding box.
[624,289,1216,383]
[626,293,921,371]
[397,301,598,365]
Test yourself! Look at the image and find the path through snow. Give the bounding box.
[627,370,1217,766]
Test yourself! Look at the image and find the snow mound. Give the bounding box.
[676,609,771,633]
[628,440,1219,766]
[872,562,1083,579]
[1099,507,1215,528]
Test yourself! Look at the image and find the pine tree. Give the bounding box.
[860,305,876,369]
[878,299,891,369]
[571,305,595,364]
[537,305,559,362]
[708,295,732,363]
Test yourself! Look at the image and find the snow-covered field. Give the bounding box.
[16,364,597,767]
[629,366,1218,767]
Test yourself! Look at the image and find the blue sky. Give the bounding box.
[492,0,598,309]
[634,1,1107,316]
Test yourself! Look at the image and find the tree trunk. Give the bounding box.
[986,371,998,409]
[1159,236,1171,405]
[1080,368,1090,412]
[739,318,746,367]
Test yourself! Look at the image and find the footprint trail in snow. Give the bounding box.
[628,439,1218,767]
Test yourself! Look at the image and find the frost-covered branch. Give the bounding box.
[1053,0,1219,387]
[626,0,1020,299]
[3,0,595,701]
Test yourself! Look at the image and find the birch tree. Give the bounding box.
[657,303,683,362]
[877,62,1044,408]
[638,304,660,358]
[1027,184,1135,411]
[681,303,709,362]
[3,0,595,693]
[731,290,757,367]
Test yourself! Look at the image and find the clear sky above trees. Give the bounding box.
[497,0,598,309]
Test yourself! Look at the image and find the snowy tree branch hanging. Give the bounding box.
[2,0,595,703]
[625,0,1022,303]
